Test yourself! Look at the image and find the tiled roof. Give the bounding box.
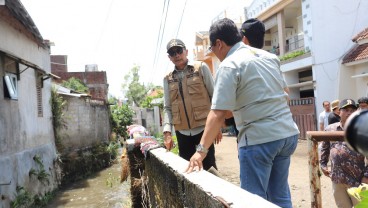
[342,43,368,64]
[352,28,368,42]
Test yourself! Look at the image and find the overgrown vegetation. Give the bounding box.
[110,104,134,139]
[61,77,89,93]
[11,186,56,208]
[29,155,50,185]
[60,141,120,184]
[279,50,306,61]
[50,88,67,152]
[140,89,163,109]
[11,187,33,208]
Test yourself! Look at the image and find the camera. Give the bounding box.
[345,110,368,156]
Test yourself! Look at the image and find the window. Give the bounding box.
[4,73,18,100]
[36,72,43,117]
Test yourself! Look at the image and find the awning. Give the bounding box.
[0,49,59,80]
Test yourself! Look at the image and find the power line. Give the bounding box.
[153,0,170,72]
[94,0,115,58]
[175,0,188,38]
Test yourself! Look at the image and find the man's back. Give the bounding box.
[212,42,299,146]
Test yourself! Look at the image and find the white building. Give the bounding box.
[0,1,59,207]
[246,0,368,115]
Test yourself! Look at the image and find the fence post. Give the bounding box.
[307,133,322,208]
[307,131,345,208]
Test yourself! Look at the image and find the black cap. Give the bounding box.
[339,99,357,109]
[241,18,265,37]
[167,39,185,52]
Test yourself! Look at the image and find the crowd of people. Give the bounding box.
[318,97,368,207]
[162,18,298,208]
[157,16,368,208]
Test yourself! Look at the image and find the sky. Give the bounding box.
[21,0,252,98]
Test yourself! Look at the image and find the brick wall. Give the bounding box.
[50,55,68,73]
[52,71,109,102]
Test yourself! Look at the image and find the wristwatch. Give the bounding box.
[196,144,208,154]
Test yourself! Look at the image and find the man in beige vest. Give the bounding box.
[162,39,220,170]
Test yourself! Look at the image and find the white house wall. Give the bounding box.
[310,0,368,114]
[0,12,58,206]
[344,63,368,98]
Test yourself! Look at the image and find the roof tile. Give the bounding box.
[352,28,368,42]
[342,43,368,64]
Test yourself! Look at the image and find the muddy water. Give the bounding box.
[47,155,131,208]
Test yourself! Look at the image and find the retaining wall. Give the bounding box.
[126,140,279,208]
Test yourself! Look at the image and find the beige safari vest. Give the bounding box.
[166,61,211,131]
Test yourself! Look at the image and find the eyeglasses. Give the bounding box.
[209,40,217,52]
[168,47,184,57]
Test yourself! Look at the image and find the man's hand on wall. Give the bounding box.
[164,132,174,151]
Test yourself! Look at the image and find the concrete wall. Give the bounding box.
[0,11,58,207]
[58,95,111,152]
[131,107,161,136]
[126,140,279,208]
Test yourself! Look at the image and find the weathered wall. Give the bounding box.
[58,95,111,153]
[0,9,59,208]
[126,140,279,208]
[131,107,161,136]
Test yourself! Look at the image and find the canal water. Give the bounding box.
[47,150,131,208]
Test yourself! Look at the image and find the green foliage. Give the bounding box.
[108,96,118,105]
[11,186,33,208]
[106,142,120,160]
[110,104,134,139]
[29,155,50,185]
[106,172,120,188]
[122,65,153,107]
[141,89,164,109]
[279,50,306,61]
[50,88,67,152]
[33,191,56,207]
[156,134,179,155]
[61,77,89,93]
[11,187,55,208]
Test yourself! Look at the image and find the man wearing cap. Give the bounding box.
[162,39,219,171]
[328,99,340,125]
[320,99,368,207]
[186,18,299,208]
[241,18,266,49]
[358,96,368,110]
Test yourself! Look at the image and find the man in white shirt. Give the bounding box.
[319,101,331,130]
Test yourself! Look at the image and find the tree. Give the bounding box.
[122,65,152,107]
[141,89,164,109]
[61,77,89,93]
[110,104,134,139]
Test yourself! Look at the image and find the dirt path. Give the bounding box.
[215,135,336,208]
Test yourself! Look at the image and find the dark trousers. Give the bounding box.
[224,117,239,136]
[176,130,217,171]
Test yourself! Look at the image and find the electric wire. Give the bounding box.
[175,0,188,38]
[152,0,168,71]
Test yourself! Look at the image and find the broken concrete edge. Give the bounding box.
[148,147,280,208]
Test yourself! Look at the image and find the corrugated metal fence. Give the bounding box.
[288,97,317,139]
